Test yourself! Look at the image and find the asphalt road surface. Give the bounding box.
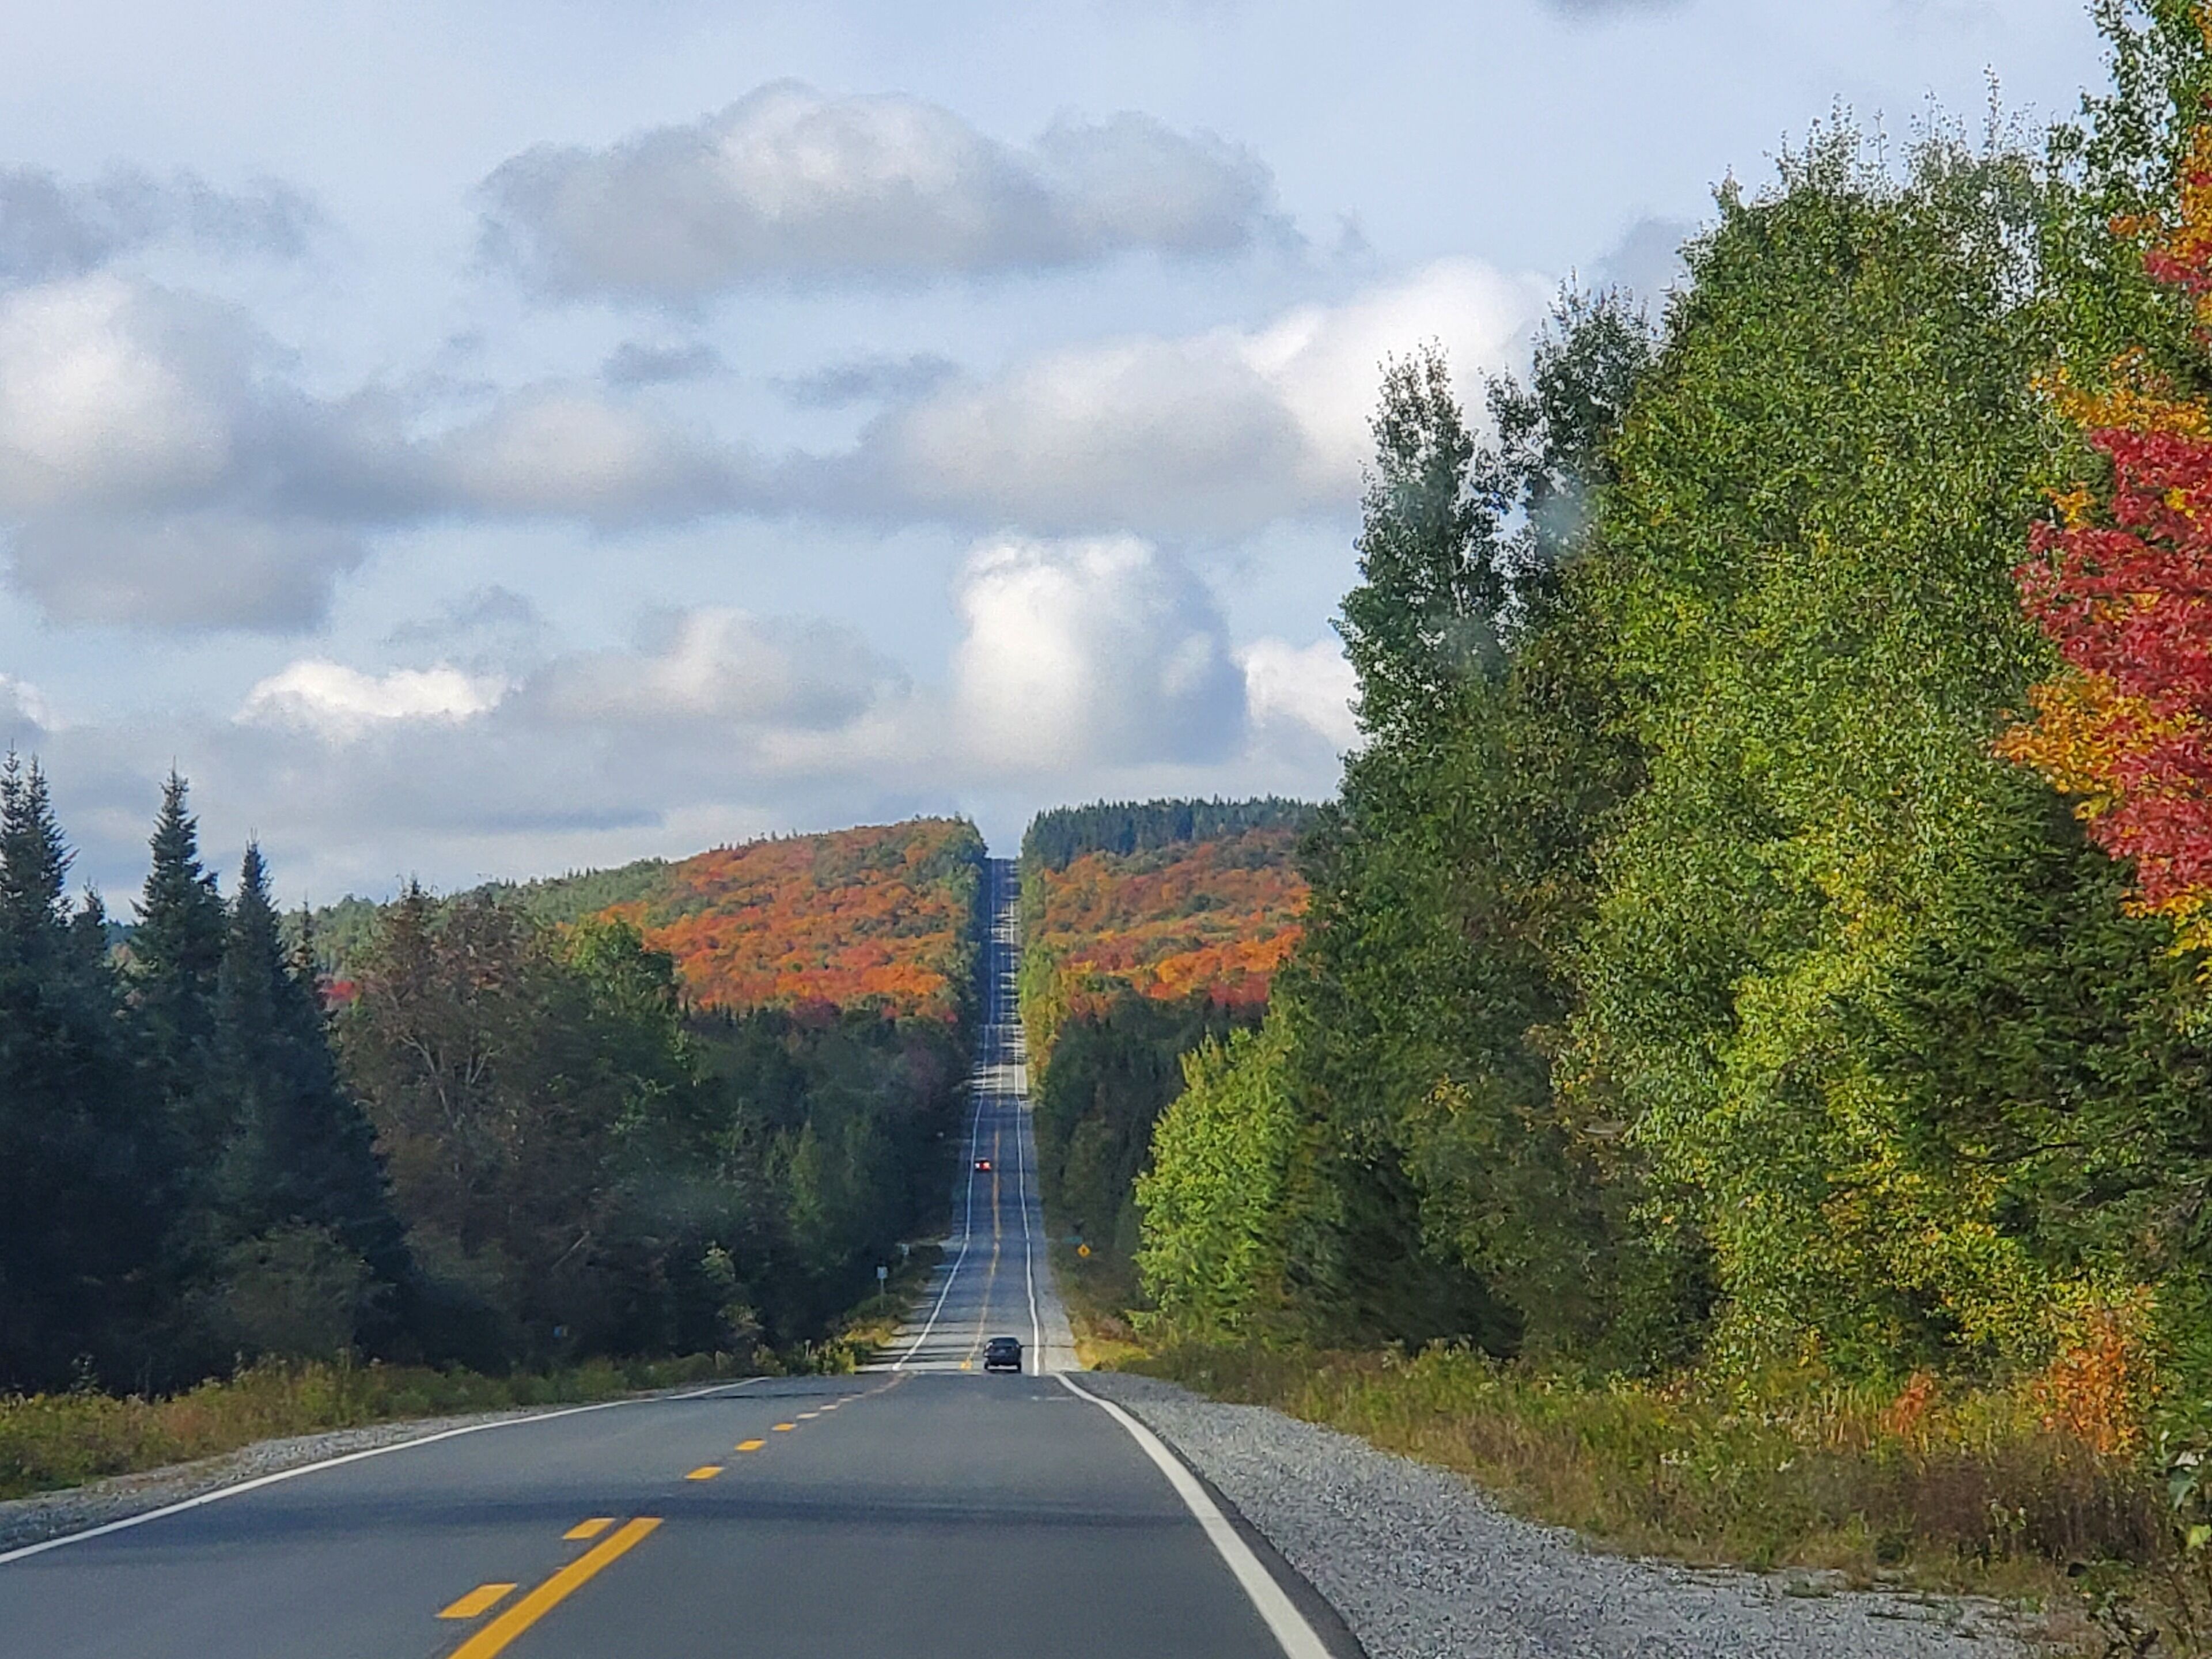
[880,855,1078,1376]
[0,858,1332,1659]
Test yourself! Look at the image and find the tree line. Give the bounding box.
[1135,3,2212,1409]
[1021,798,1315,873]
[0,767,968,1393]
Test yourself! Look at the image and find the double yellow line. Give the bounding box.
[441,1517,661,1659]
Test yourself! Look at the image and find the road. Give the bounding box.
[0,856,1332,1658]
[879,855,1078,1376]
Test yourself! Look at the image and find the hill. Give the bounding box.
[1018,804,1313,1058]
[305,819,985,1024]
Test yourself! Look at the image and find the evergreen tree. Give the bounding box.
[211,846,410,1305]
[0,756,170,1388]
[131,772,228,1171]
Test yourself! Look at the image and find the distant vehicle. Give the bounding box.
[983,1335,1022,1373]
[974,1158,992,1172]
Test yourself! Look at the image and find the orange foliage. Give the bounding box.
[2032,1301,2154,1459]
[600,819,979,1021]
[1031,828,1308,1015]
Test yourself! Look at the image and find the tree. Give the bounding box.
[204,844,409,1355]
[131,772,226,1132]
[0,756,172,1387]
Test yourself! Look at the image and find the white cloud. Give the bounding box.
[951,535,1245,768]
[861,259,1547,536]
[0,275,235,509]
[238,660,507,740]
[479,82,1290,300]
[1241,636,1356,749]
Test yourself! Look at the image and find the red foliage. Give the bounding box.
[600,819,978,1021]
[1032,828,1308,1012]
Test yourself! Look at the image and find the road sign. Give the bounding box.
[877,1264,889,1285]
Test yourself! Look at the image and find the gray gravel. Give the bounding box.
[0,1407,549,1556]
[1081,1370,2041,1659]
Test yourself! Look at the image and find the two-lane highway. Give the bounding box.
[0,855,1329,1658]
[884,855,1077,1375]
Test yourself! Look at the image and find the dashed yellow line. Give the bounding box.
[734,1438,766,1452]
[562,1518,614,1541]
[685,1465,723,1481]
[444,1518,660,1659]
[772,1422,796,1431]
[438,1584,516,1620]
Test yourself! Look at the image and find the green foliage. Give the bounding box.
[1135,1010,1302,1337]
[1021,797,1315,873]
[1033,992,1253,1270]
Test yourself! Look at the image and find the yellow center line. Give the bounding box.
[562,1518,614,1541]
[444,1517,660,1659]
[734,1438,766,1452]
[963,1123,1006,1370]
[772,1422,796,1431]
[438,1584,517,1620]
[685,1465,723,1480]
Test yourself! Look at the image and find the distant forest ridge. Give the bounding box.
[299,819,985,1023]
[1019,797,1317,873]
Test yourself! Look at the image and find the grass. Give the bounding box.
[1121,1340,2212,1650]
[0,1351,745,1503]
[0,1247,953,1506]
[1047,1240,1148,1370]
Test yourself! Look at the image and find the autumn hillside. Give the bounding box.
[309,818,987,1024]
[1017,799,1313,1065]
[576,819,984,1022]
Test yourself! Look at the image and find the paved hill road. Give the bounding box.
[0,857,1336,1659]
[879,855,1079,1376]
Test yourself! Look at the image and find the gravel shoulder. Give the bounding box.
[1081,1370,2042,1659]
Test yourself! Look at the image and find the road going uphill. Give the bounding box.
[0,857,1332,1659]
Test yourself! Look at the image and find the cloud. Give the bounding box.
[527,607,908,739]
[0,166,316,288]
[854,258,1546,536]
[951,535,1245,768]
[385,585,549,660]
[1241,637,1356,749]
[238,660,507,740]
[427,387,756,522]
[774,351,957,408]
[478,81,1291,300]
[8,511,369,631]
[600,340,725,387]
[1596,214,1694,304]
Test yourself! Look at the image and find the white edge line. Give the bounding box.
[896,1011,991,1370]
[0,1376,766,1567]
[1057,1374,1332,1659]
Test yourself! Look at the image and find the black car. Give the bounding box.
[982,1335,1023,1373]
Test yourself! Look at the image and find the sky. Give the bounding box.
[0,0,2112,902]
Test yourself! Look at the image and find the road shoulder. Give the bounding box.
[1080,1371,2039,1659]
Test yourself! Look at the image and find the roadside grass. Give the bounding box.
[0,1246,953,1505]
[0,1352,745,1503]
[812,1243,945,1370]
[1046,1239,1147,1370]
[1125,1341,2212,1648]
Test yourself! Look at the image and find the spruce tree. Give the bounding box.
[210,846,411,1345]
[132,771,228,1161]
[0,758,169,1388]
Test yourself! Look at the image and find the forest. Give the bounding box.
[0,777,976,1394]
[1017,803,1308,1288]
[1073,0,2212,1619]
